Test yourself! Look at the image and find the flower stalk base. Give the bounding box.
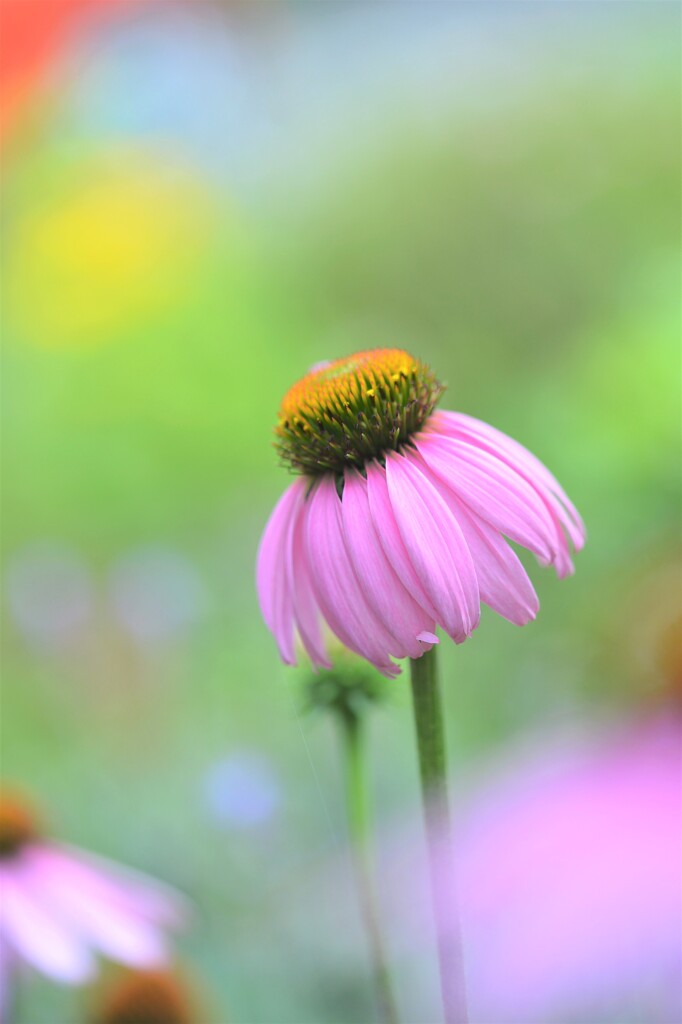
[342,714,400,1024]
[410,648,468,1024]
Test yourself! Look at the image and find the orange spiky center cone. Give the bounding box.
[0,790,41,858]
[656,612,682,702]
[275,348,444,476]
[93,970,196,1024]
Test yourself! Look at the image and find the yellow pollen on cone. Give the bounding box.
[274,347,444,476]
[278,348,419,426]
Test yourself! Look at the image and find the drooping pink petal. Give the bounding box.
[23,847,170,969]
[366,461,441,625]
[416,433,560,567]
[256,480,304,665]
[426,471,539,625]
[417,630,439,645]
[342,469,437,659]
[430,410,585,550]
[0,862,94,983]
[287,498,331,669]
[35,846,188,929]
[432,410,583,579]
[305,476,401,676]
[384,451,480,642]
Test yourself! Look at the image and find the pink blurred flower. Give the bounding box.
[0,791,187,1010]
[450,717,682,1022]
[257,348,584,676]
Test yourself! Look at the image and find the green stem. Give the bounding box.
[410,647,468,1024]
[7,959,24,1024]
[342,713,400,1024]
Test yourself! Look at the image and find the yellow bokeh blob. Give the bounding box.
[5,151,214,349]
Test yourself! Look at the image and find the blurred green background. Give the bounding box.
[1,2,680,1021]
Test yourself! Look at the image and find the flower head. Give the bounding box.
[276,349,443,475]
[257,348,585,676]
[0,788,187,989]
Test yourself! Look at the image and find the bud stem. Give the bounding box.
[410,647,468,1024]
[342,713,400,1024]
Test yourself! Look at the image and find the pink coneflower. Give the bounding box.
[257,349,584,1024]
[257,348,584,677]
[0,790,187,1004]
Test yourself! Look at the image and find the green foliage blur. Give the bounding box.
[1,3,680,1022]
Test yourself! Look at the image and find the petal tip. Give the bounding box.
[416,630,439,645]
